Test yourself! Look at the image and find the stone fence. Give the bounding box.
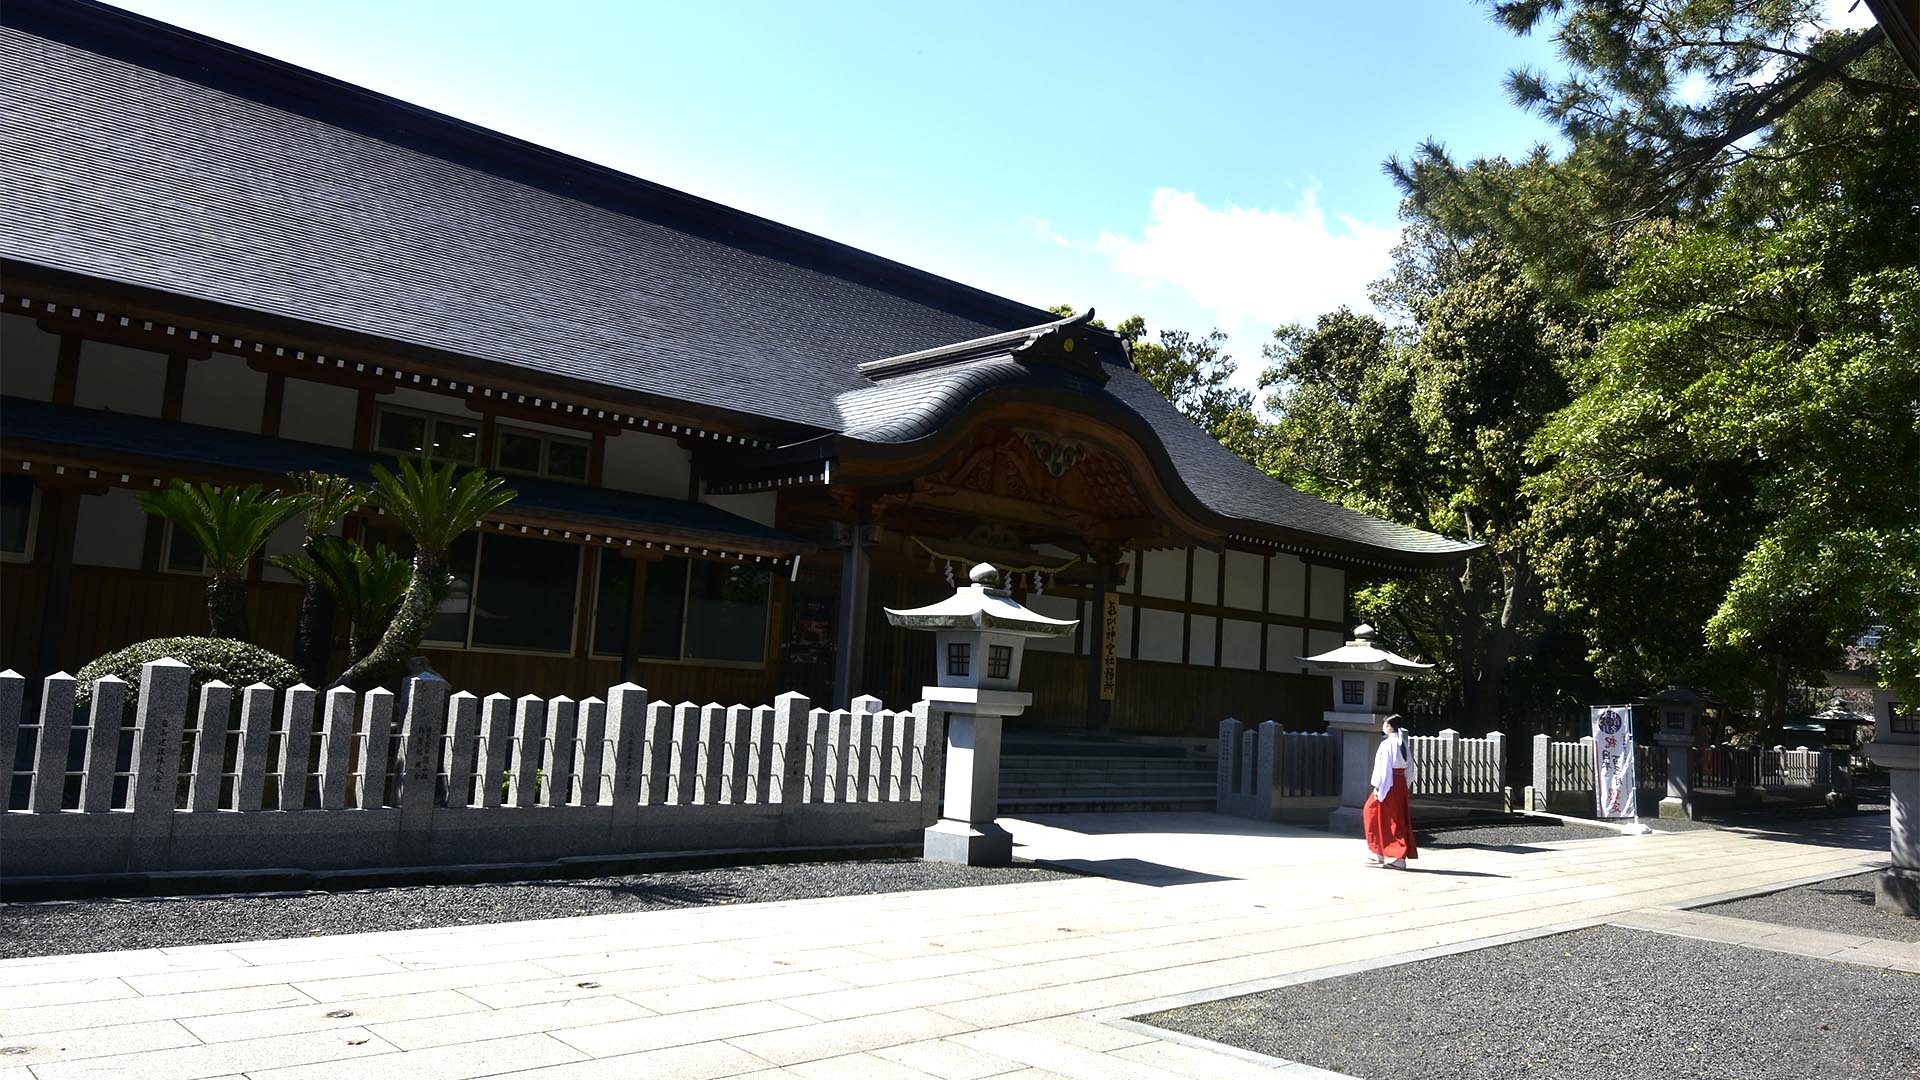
[1525,735,1835,817]
[0,660,943,881]
[1216,719,1507,822]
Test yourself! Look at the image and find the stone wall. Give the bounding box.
[0,661,942,880]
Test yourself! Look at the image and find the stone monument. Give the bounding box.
[1300,625,1432,836]
[885,563,1077,866]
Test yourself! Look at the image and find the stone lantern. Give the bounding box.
[886,563,1077,866]
[1862,692,1918,915]
[1647,686,1705,820]
[1810,695,1863,806]
[1300,624,1432,836]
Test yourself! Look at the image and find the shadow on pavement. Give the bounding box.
[1032,857,1239,886]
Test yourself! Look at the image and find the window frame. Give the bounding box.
[0,475,40,563]
[422,532,583,657]
[159,521,209,577]
[588,552,773,668]
[492,423,591,484]
[373,404,481,466]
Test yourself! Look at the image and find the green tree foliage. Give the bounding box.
[331,460,514,690]
[284,472,366,684]
[1260,234,1585,730]
[135,481,314,642]
[273,536,409,667]
[1047,305,1262,457]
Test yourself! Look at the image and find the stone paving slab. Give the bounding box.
[0,812,1893,1079]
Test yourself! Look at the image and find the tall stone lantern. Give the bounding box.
[1300,625,1432,836]
[886,563,1078,866]
[1863,693,1919,915]
[1648,686,1705,820]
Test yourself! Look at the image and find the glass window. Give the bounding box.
[546,439,590,482]
[1,476,35,558]
[164,524,207,574]
[376,410,427,455]
[1376,681,1391,707]
[635,556,689,659]
[987,644,1012,680]
[432,418,480,464]
[496,430,543,474]
[425,534,479,645]
[947,642,971,677]
[469,535,579,652]
[1341,679,1365,706]
[592,548,635,658]
[684,561,771,663]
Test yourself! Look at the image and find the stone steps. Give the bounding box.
[996,745,1216,813]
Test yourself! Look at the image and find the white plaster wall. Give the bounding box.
[1025,593,1079,654]
[1268,554,1305,615]
[1188,615,1217,667]
[699,490,777,528]
[603,429,691,498]
[1309,564,1346,624]
[1307,627,1344,660]
[1266,624,1305,674]
[1139,548,1186,600]
[181,353,266,433]
[1115,603,1134,659]
[1136,607,1184,663]
[73,489,145,569]
[279,378,359,447]
[1221,618,1262,670]
[1190,548,1219,606]
[1,314,59,401]
[1223,549,1264,610]
[75,340,165,417]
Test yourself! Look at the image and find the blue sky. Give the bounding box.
[111,2,1581,392]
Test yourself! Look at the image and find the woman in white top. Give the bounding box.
[1363,714,1417,868]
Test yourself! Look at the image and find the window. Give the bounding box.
[494,426,590,483]
[1376,681,1391,708]
[1341,679,1365,706]
[162,522,207,575]
[424,533,580,653]
[375,406,479,465]
[594,554,771,665]
[1,476,37,561]
[987,644,1013,680]
[947,642,971,677]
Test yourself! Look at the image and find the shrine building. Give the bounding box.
[0,0,1477,739]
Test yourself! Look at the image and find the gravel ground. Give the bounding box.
[1416,818,1618,849]
[1703,871,1920,943]
[0,859,1076,960]
[1141,924,1919,1080]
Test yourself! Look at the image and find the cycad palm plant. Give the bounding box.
[137,481,316,641]
[273,536,409,662]
[284,472,366,683]
[332,459,514,690]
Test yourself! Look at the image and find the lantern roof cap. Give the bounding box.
[1646,685,1707,706]
[1298,624,1432,674]
[884,563,1078,637]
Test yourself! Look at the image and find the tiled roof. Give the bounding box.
[0,396,809,553]
[0,0,1476,567]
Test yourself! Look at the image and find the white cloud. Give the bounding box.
[1091,187,1399,331]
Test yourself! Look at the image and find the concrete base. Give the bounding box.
[1657,795,1693,821]
[923,819,1013,867]
[1327,805,1365,839]
[1876,866,1920,917]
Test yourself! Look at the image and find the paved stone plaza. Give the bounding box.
[0,811,1908,1080]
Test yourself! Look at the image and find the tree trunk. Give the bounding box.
[207,574,250,641]
[290,572,336,686]
[332,548,447,691]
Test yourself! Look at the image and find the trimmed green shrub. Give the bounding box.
[75,636,303,710]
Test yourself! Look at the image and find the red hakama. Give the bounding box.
[1363,767,1417,861]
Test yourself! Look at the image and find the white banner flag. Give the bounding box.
[1591,706,1637,819]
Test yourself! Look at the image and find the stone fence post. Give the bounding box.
[1529,732,1550,811]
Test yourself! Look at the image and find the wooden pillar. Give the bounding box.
[261,372,286,437]
[619,553,650,685]
[832,523,871,709]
